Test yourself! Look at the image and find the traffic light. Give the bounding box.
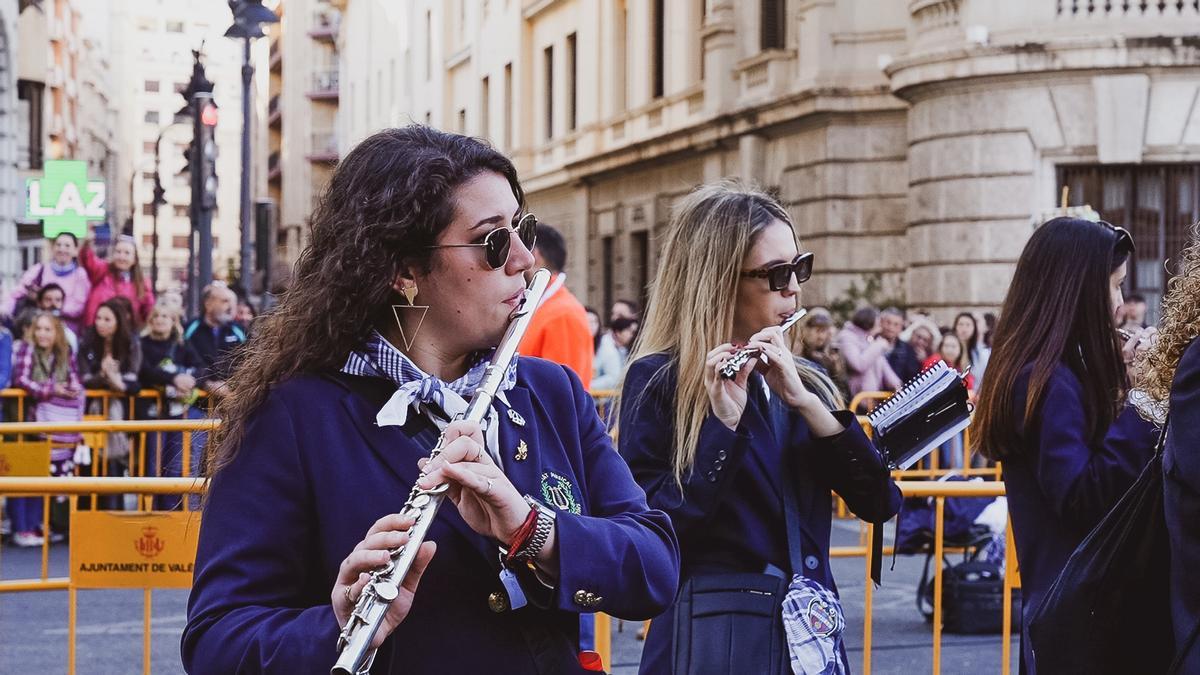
[180,140,194,178]
[197,101,219,209]
[177,47,215,118]
[190,91,216,304]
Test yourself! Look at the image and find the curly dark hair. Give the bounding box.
[205,126,523,476]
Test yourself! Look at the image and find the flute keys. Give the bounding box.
[375,583,399,602]
[410,494,431,509]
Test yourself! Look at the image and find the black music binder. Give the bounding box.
[867,361,973,470]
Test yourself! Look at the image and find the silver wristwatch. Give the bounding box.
[508,495,556,564]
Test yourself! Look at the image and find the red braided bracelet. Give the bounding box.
[504,506,540,563]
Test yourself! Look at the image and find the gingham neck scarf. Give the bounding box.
[342,330,516,462]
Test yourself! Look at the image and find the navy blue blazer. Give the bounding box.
[617,353,902,674]
[1165,338,1200,670]
[182,359,679,674]
[1002,362,1158,672]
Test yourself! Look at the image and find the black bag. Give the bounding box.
[670,395,806,675]
[1027,420,1173,674]
[671,572,791,675]
[935,560,1021,634]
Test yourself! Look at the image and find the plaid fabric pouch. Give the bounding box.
[782,575,847,675]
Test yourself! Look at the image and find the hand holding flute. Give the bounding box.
[718,309,807,378]
[705,310,841,435]
[332,515,436,648]
[1119,325,1157,380]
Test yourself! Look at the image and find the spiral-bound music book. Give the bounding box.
[867,361,973,470]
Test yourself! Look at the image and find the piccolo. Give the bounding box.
[719,308,808,379]
[331,268,553,675]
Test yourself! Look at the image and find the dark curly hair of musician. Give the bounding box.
[1136,221,1200,418]
[204,126,523,477]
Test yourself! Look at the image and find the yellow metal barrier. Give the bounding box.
[0,477,205,675]
[0,420,219,434]
[0,461,1018,673]
[0,387,211,425]
[853,481,1012,675]
[849,390,892,414]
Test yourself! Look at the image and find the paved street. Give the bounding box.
[0,515,1017,674]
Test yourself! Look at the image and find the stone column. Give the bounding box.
[701,0,738,115]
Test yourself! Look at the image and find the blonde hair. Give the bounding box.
[25,311,72,375]
[613,180,796,485]
[1136,222,1200,417]
[142,303,184,342]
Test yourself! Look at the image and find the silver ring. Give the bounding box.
[484,478,494,496]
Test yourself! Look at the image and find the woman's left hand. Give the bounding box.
[417,420,531,545]
[1122,326,1158,380]
[747,326,815,411]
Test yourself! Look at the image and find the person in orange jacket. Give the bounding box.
[518,223,594,391]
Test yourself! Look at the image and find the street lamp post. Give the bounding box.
[178,47,214,317]
[225,0,279,293]
[150,123,185,291]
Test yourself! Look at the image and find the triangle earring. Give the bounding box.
[392,284,429,351]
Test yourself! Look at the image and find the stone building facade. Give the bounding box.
[318,0,1200,324]
[263,0,342,270]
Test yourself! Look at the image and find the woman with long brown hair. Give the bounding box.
[1137,222,1200,670]
[973,217,1161,673]
[617,181,900,674]
[182,126,677,673]
[11,311,83,546]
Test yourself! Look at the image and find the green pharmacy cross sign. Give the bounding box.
[26,160,107,238]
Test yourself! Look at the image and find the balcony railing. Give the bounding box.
[269,38,282,71]
[268,150,281,181]
[309,10,339,41]
[268,94,282,126]
[307,69,339,99]
[1057,0,1200,15]
[307,132,338,163]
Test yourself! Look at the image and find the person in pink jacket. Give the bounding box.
[3,233,91,335]
[80,234,155,328]
[835,306,901,403]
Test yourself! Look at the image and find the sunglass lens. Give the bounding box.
[517,213,537,250]
[1117,228,1134,253]
[769,264,791,292]
[796,254,814,283]
[485,227,511,269]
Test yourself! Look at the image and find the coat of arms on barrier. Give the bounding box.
[134,526,165,559]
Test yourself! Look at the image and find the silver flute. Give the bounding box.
[331,268,553,675]
[719,308,808,379]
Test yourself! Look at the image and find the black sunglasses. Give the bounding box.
[427,213,538,269]
[740,252,815,291]
[1098,220,1135,254]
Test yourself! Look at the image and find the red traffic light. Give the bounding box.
[200,104,218,127]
